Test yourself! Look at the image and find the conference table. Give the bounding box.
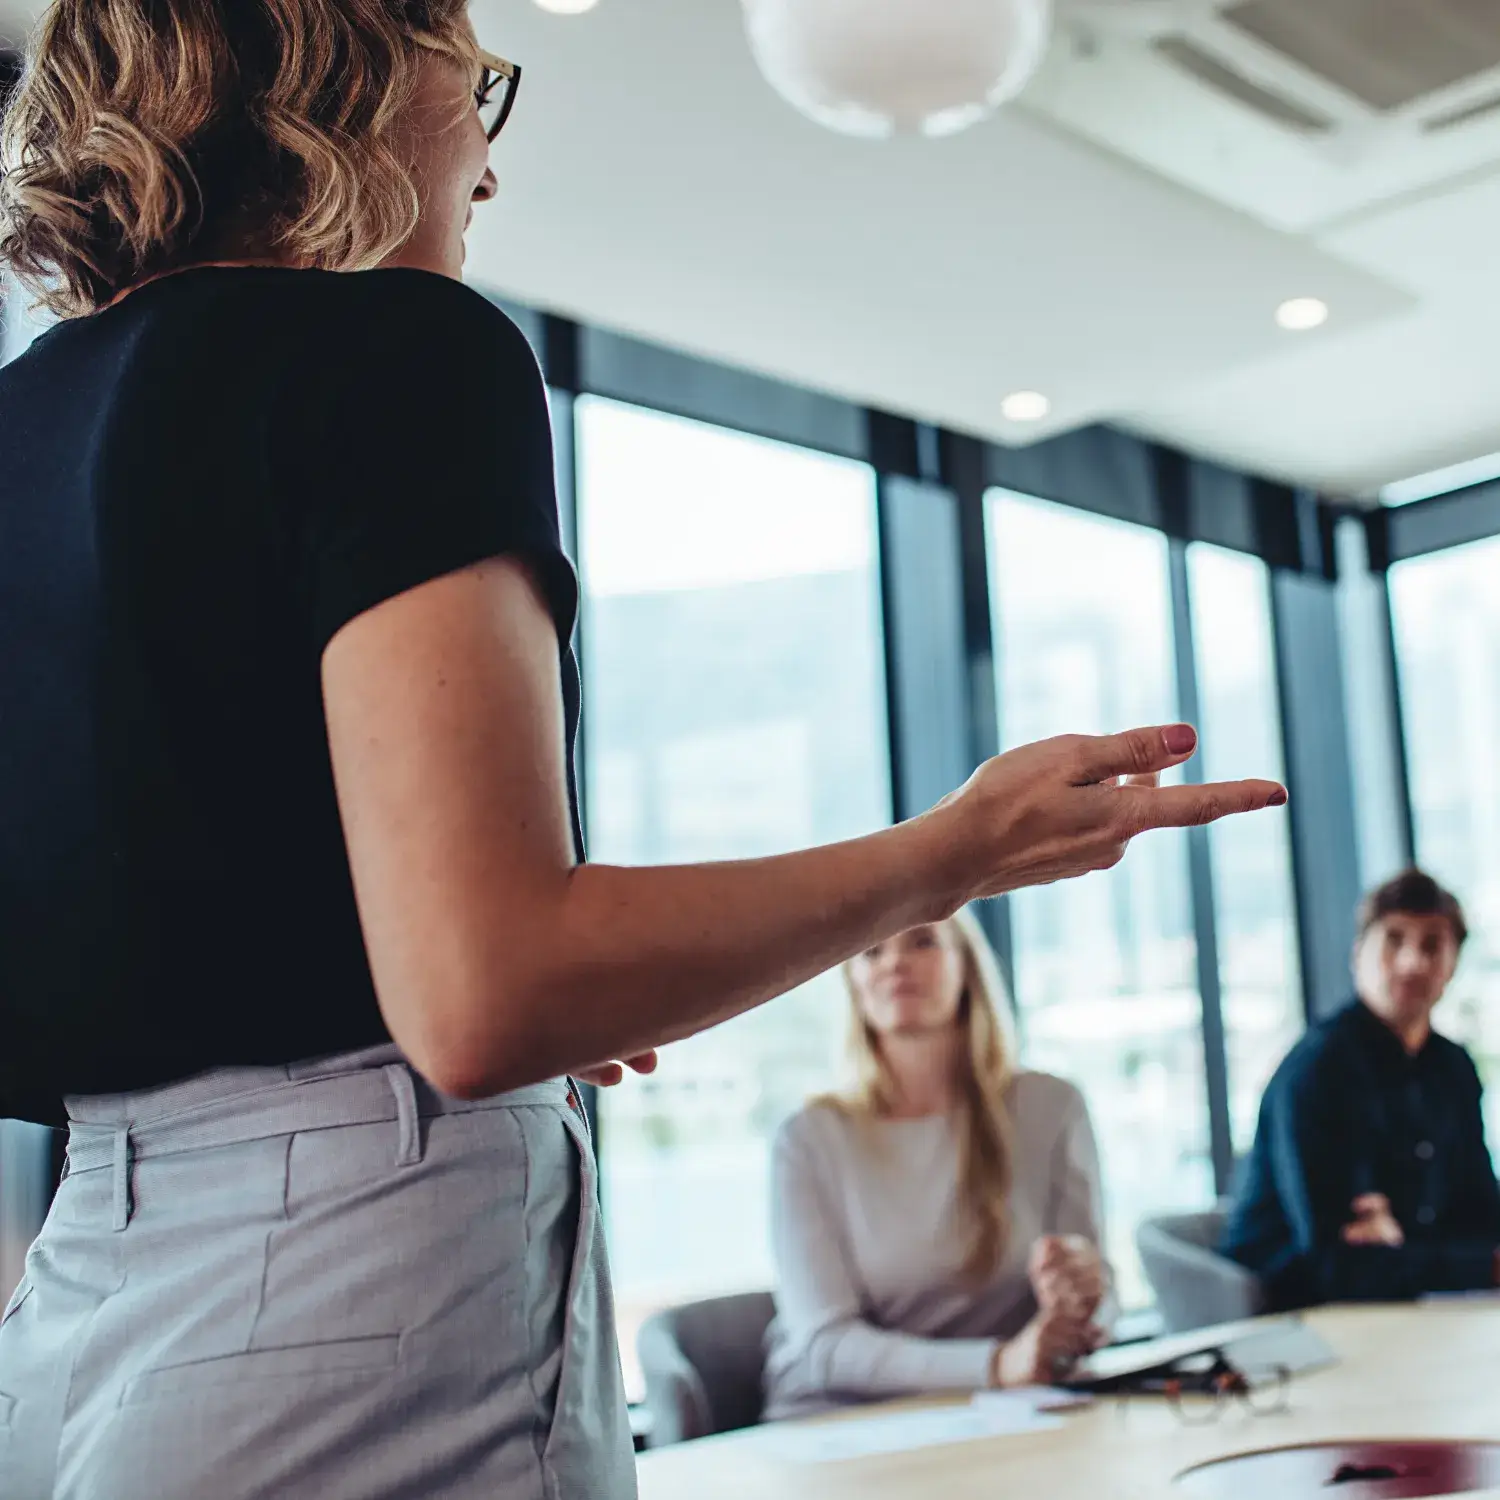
[635,1305,1500,1499]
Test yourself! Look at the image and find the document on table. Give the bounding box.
[760,1389,1087,1465]
[973,1386,1094,1417]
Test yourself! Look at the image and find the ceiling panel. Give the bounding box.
[464,0,1406,449]
[1125,294,1500,496]
[6,0,1500,491]
[1224,0,1500,111]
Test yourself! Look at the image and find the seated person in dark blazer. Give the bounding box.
[1222,869,1500,1309]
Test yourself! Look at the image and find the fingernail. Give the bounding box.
[1162,725,1196,756]
[1267,788,1288,807]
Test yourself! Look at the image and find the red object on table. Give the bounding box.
[1176,1441,1500,1498]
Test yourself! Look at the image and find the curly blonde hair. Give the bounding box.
[0,0,478,318]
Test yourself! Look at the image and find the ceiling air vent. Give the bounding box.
[1223,0,1500,112]
[1425,90,1500,134]
[1025,0,1500,231]
[1153,36,1334,134]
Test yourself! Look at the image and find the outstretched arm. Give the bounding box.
[322,556,1285,1099]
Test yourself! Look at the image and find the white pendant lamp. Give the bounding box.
[742,0,1054,139]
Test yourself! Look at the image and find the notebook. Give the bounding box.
[1065,1315,1337,1392]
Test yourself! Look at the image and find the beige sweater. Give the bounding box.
[763,1071,1107,1419]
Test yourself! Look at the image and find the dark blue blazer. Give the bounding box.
[1222,1000,1500,1307]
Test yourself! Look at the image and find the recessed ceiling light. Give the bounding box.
[1001,390,1051,423]
[1276,296,1329,332]
[534,0,599,11]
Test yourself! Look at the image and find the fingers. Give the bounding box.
[1042,1277,1104,1319]
[1120,778,1287,833]
[1031,1235,1067,1271]
[1032,1236,1103,1320]
[1071,724,1199,785]
[1032,1235,1094,1276]
[1070,730,1288,825]
[1035,1312,1096,1367]
[1055,1234,1097,1262]
[1343,1194,1404,1247]
[1050,1318,1105,1357]
[576,1052,659,1088]
[1342,1220,1400,1247]
[575,1063,624,1087]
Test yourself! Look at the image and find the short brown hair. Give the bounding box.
[0,0,478,319]
[1357,868,1468,947]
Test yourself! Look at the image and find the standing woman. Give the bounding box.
[764,912,1110,1419]
[0,2,1285,1496]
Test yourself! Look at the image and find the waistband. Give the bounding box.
[64,1049,574,1179]
[66,1043,422,1125]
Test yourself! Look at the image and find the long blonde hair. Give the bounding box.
[0,0,479,318]
[833,908,1019,1282]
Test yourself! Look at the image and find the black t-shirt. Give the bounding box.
[0,266,581,1125]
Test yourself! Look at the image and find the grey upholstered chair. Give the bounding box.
[636,1290,777,1448]
[0,1119,54,1307]
[1136,1207,1267,1334]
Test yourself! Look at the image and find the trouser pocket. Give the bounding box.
[537,1105,635,1499]
[0,1277,32,1331]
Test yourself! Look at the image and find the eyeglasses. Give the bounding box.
[475,49,522,143]
[1161,1363,1292,1426]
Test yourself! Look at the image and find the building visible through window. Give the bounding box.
[574,396,890,1396]
[1391,536,1500,1147]
[986,491,1209,1307]
[1186,544,1303,1154]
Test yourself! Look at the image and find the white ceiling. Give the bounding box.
[4,0,1500,496]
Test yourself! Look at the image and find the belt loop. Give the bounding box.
[112,1127,132,1231]
[385,1064,422,1167]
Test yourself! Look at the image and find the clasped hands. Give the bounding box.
[1341,1192,1405,1247]
[992,1234,1107,1388]
[1344,1195,1500,1286]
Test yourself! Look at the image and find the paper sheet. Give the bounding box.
[972,1385,1095,1417]
[760,1392,1073,1465]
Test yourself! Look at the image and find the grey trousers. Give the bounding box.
[0,1047,637,1500]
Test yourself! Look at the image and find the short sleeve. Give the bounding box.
[275,272,577,656]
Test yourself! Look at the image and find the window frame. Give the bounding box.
[477,294,1329,1233]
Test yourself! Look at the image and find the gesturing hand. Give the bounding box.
[938,724,1285,904]
[573,1052,660,1089]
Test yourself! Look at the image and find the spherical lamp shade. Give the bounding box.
[743,0,1053,139]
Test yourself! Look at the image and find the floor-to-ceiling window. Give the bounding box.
[574,396,891,1392]
[985,490,1210,1306]
[1185,544,1303,1155]
[1389,535,1500,1143]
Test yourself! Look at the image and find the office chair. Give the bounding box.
[0,1119,54,1307]
[637,1290,777,1447]
[1137,1207,1267,1334]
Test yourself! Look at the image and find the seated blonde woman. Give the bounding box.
[763,911,1110,1418]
